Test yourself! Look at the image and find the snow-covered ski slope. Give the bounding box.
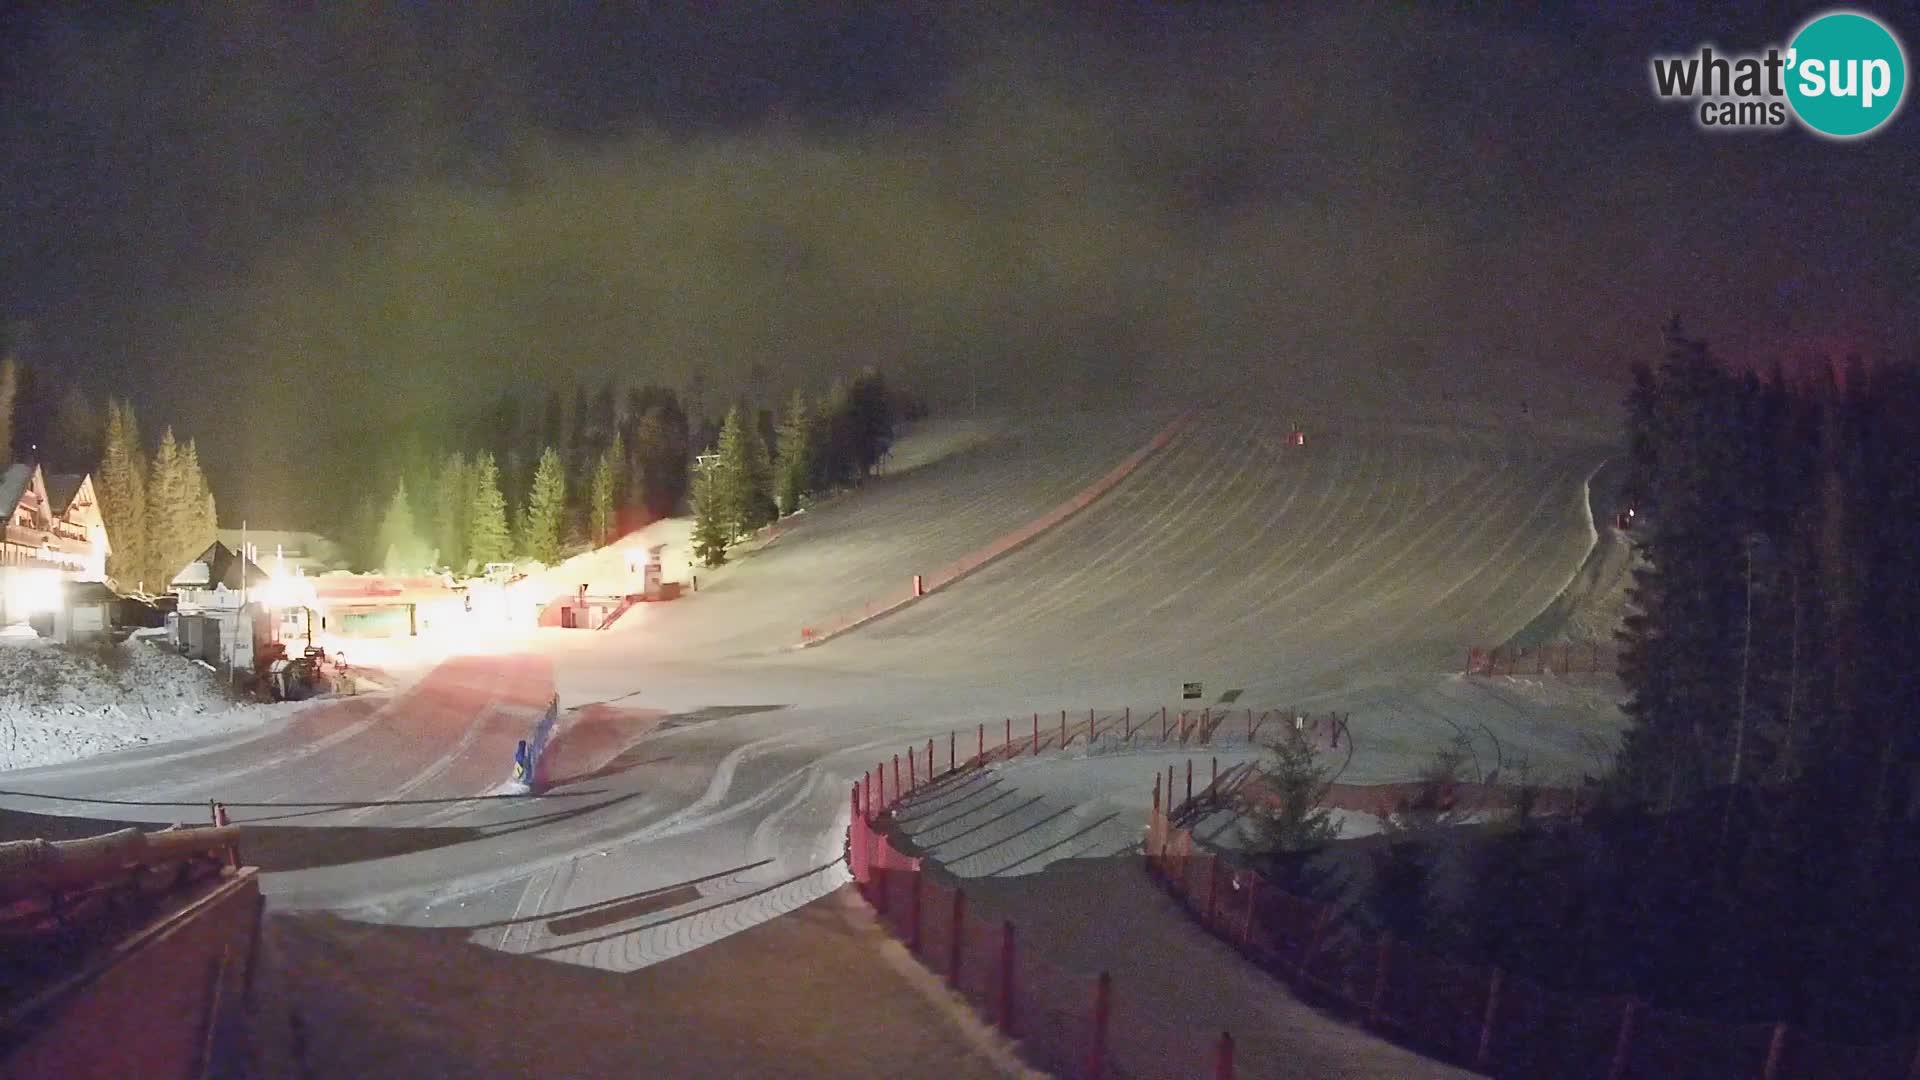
[0,400,1624,989]
[827,411,1607,700]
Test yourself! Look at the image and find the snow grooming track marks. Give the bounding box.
[796,409,1197,648]
[839,416,1612,702]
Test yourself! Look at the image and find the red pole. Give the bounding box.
[893,754,902,800]
[1211,756,1218,790]
[998,920,1017,1035]
[1089,707,1096,743]
[1167,765,1175,809]
[1205,855,1220,926]
[928,738,935,783]
[1005,716,1012,756]
[950,731,957,774]
[909,867,924,954]
[1123,705,1131,739]
[1086,971,1113,1080]
[1476,967,1504,1071]
[949,889,967,988]
[1060,709,1067,749]
[1607,1000,1642,1080]
[1761,1021,1789,1080]
[978,722,985,762]
[1369,934,1392,1028]
[864,769,873,819]
[1186,759,1193,805]
[851,783,861,825]
[1032,712,1040,755]
[909,748,917,791]
[877,763,886,811]
[1213,1031,1235,1080]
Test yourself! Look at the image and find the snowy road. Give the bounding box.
[0,404,1621,1076]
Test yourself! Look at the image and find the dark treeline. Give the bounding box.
[1282,326,1920,1047]
[348,368,915,574]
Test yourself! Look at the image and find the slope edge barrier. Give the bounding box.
[1146,773,1920,1080]
[798,409,1198,648]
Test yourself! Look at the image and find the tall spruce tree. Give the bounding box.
[690,462,729,567]
[0,351,17,460]
[145,427,186,586]
[178,438,217,559]
[466,452,511,566]
[97,399,147,588]
[774,390,813,516]
[433,452,469,572]
[715,405,775,538]
[589,445,616,546]
[522,447,567,564]
[377,478,426,574]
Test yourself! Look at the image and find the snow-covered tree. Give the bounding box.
[466,452,511,567]
[521,446,567,564]
[690,461,729,568]
[97,399,147,588]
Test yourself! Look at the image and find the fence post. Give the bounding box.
[1213,1031,1235,1080]
[1476,967,1504,1071]
[949,889,967,988]
[1211,756,1218,790]
[909,867,924,954]
[998,921,1017,1036]
[1167,766,1176,810]
[1060,709,1067,749]
[1123,705,1131,739]
[1032,713,1040,754]
[1005,716,1012,756]
[978,722,985,762]
[1186,759,1193,805]
[1087,971,1112,1080]
[1369,934,1392,1029]
[893,754,902,801]
[1089,707,1096,743]
[1607,999,1642,1080]
[877,762,887,812]
[927,738,935,783]
[909,748,918,791]
[1761,1021,1790,1080]
[1206,855,1221,926]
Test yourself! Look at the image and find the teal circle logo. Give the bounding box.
[1786,11,1907,138]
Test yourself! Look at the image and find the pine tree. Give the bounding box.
[145,427,185,587]
[434,452,469,572]
[97,399,147,589]
[715,406,775,538]
[178,438,217,559]
[53,386,102,470]
[466,452,511,567]
[0,351,17,460]
[1248,725,1343,856]
[690,462,729,567]
[589,445,616,547]
[774,390,813,516]
[522,447,567,564]
[378,478,426,574]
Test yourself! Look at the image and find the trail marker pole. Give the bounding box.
[1476,967,1504,1071]
[1086,971,1113,1079]
[909,749,917,791]
[998,921,1017,1035]
[1032,713,1039,755]
[949,890,967,988]
[893,754,901,800]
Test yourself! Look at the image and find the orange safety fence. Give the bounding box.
[850,745,1236,1078]
[1145,779,1920,1080]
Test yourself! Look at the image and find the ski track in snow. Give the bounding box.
[0,407,1622,982]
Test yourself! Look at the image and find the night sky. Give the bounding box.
[2,3,1916,525]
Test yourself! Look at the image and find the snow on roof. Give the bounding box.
[170,541,270,590]
[44,474,83,515]
[0,464,33,520]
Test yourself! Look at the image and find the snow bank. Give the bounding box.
[0,633,297,771]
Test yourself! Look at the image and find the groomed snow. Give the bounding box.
[0,629,307,771]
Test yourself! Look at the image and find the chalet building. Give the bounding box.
[0,463,110,625]
[170,541,270,613]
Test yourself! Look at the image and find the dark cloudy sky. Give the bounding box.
[2,3,1917,524]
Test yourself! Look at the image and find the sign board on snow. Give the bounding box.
[1182,681,1203,700]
